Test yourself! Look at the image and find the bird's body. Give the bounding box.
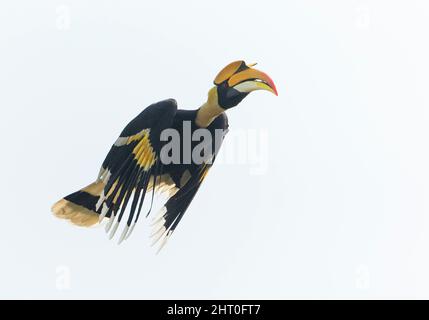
[161,107,228,189]
[52,60,277,251]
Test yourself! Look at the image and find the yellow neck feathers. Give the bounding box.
[195,87,225,128]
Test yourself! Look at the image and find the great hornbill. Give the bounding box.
[52,60,277,251]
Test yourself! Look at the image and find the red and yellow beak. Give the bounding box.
[214,61,278,96]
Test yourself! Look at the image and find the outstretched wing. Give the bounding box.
[150,163,212,252]
[96,99,177,243]
[150,114,229,252]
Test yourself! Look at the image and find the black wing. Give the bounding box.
[150,162,212,252]
[95,99,177,243]
[150,113,229,252]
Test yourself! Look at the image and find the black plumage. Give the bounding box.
[52,60,277,251]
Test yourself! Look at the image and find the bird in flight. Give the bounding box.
[52,60,277,251]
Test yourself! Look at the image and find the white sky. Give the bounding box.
[0,0,428,299]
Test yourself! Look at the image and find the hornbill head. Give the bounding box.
[212,60,278,109]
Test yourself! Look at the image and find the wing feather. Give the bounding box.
[95,99,177,242]
[150,163,212,252]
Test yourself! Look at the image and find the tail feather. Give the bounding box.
[52,181,105,227]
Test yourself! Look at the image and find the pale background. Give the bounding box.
[0,0,428,299]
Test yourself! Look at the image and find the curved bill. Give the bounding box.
[228,68,278,96]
